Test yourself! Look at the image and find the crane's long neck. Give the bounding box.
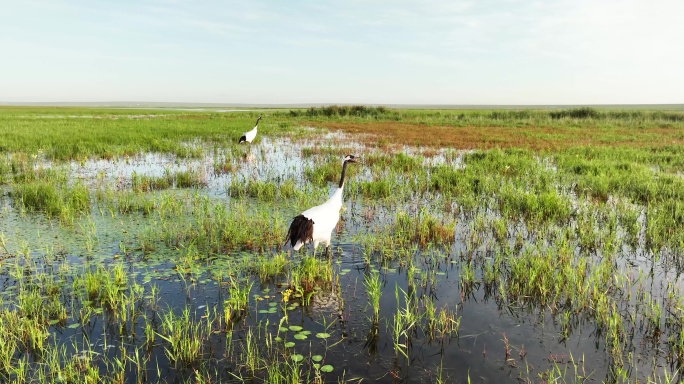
[338,161,350,189]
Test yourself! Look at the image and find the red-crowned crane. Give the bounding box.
[238,116,262,144]
[286,155,359,256]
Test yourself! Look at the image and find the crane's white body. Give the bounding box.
[293,187,344,250]
[241,124,258,143]
[239,116,261,144]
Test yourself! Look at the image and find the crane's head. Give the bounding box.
[343,154,359,163]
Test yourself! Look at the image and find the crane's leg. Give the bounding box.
[324,239,333,257]
[312,241,319,258]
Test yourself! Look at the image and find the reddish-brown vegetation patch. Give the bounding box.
[308,121,684,151]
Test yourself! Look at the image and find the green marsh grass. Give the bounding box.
[224,276,254,322]
[249,252,289,281]
[304,161,345,188]
[364,270,382,322]
[138,197,288,254]
[229,178,304,201]
[159,307,207,367]
[132,169,208,192]
[0,108,272,161]
[12,179,90,223]
[2,106,684,382]
[394,208,455,247]
[289,256,334,296]
[289,105,393,118]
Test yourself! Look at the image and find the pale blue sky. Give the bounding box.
[1,0,682,105]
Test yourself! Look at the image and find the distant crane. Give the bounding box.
[286,155,359,256]
[239,116,262,144]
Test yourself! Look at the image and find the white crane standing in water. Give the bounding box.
[286,155,359,256]
[238,116,262,144]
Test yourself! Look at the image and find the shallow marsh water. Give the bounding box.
[1,129,683,383]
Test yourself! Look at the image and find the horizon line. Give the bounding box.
[1,101,684,110]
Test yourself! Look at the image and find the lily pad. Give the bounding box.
[320,365,333,372]
[284,342,295,348]
[289,325,303,331]
[311,355,323,362]
[315,332,330,339]
[291,354,304,362]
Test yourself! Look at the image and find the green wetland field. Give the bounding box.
[1,105,684,383]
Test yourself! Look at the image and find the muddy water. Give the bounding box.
[0,134,680,383]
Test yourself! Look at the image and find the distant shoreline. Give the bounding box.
[0,101,683,110]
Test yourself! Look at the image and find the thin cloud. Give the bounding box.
[391,51,468,70]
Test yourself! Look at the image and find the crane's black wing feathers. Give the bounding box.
[286,215,314,247]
